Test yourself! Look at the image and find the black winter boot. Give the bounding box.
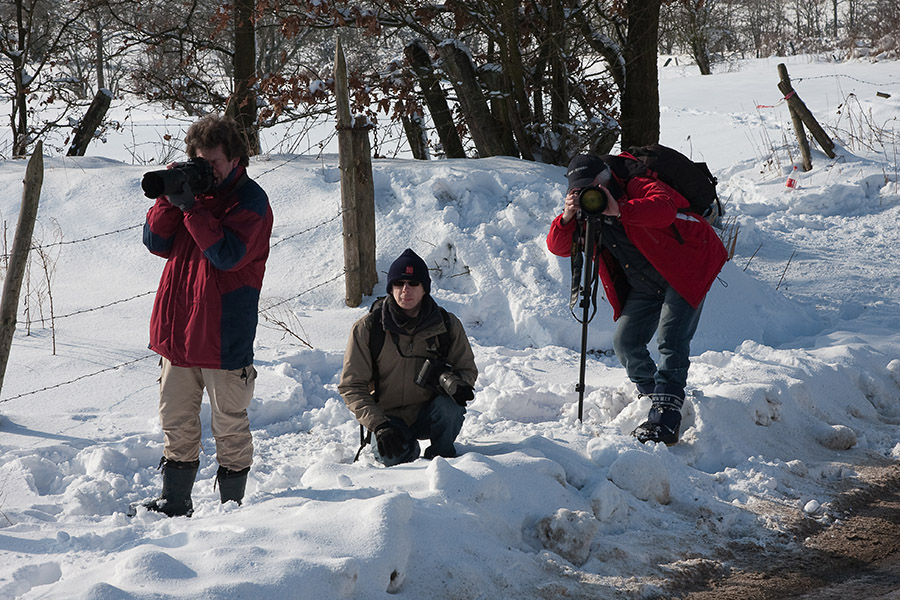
[141,457,200,517]
[632,392,683,446]
[216,466,250,505]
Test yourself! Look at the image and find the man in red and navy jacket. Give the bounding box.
[139,115,273,517]
[547,154,726,446]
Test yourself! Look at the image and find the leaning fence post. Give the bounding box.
[0,141,43,395]
[777,65,813,171]
[777,63,836,164]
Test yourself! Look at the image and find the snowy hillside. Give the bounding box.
[0,54,898,599]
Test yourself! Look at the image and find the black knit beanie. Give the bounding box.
[386,248,431,295]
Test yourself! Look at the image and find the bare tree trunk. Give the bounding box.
[405,41,466,159]
[229,0,259,155]
[544,0,569,164]
[620,0,662,148]
[0,142,43,394]
[498,0,536,159]
[690,34,712,75]
[400,103,429,160]
[67,89,113,156]
[94,16,105,91]
[477,67,521,159]
[437,41,509,158]
[11,0,29,157]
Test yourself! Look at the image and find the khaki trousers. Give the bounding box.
[158,358,256,471]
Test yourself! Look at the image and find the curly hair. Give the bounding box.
[184,115,250,167]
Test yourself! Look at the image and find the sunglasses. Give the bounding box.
[395,280,422,288]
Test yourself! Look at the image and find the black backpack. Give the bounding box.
[353,297,453,461]
[606,143,723,224]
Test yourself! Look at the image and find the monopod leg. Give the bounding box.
[575,218,597,422]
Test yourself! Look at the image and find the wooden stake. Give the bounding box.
[0,141,43,394]
[777,64,836,162]
[335,37,377,307]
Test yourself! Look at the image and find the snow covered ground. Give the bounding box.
[0,54,898,599]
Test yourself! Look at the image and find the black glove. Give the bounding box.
[166,181,196,212]
[374,425,406,459]
[437,370,474,406]
[453,384,474,407]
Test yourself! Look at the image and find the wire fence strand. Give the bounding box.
[0,185,345,403]
[0,353,157,404]
[1,271,344,403]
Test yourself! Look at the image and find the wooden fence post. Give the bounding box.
[335,37,377,307]
[777,65,813,171]
[777,64,836,165]
[67,89,113,157]
[0,141,43,395]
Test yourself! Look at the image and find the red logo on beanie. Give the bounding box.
[405,266,414,274]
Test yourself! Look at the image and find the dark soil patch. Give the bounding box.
[669,461,900,599]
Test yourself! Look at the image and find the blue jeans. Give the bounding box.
[613,287,704,399]
[373,395,466,466]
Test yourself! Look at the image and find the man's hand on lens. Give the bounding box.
[453,384,474,406]
[166,182,195,212]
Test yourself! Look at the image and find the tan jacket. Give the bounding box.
[339,299,478,431]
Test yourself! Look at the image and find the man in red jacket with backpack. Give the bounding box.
[138,115,273,516]
[547,153,726,445]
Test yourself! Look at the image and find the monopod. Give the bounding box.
[572,215,602,422]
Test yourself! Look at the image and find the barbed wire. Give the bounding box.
[55,291,156,319]
[253,154,311,178]
[0,353,157,404]
[0,224,144,260]
[261,271,344,311]
[44,224,144,248]
[0,271,344,403]
[795,73,899,87]
[0,215,338,323]
[270,212,342,248]
[0,208,338,262]
[0,182,346,402]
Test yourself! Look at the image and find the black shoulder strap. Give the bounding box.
[435,307,453,358]
[367,306,386,384]
[365,296,388,401]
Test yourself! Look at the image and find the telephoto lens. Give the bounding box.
[578,186,608,216]
[141,157,215,199]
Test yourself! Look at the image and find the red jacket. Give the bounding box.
[547,174,727,320]
[143,166,273,369]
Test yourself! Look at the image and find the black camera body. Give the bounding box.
[578,186,608,216]
[415,357,453,394]
[414,355,464,393]
[415,355,474,405]
[141,157,215,199]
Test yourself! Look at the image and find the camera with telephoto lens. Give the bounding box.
[578,186,608,216]
[415,357,465,397]
[141,157,215,199]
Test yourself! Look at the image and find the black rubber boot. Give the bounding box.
[142,457,200,517]
[632,392,683,446]
[216,466,250,505]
